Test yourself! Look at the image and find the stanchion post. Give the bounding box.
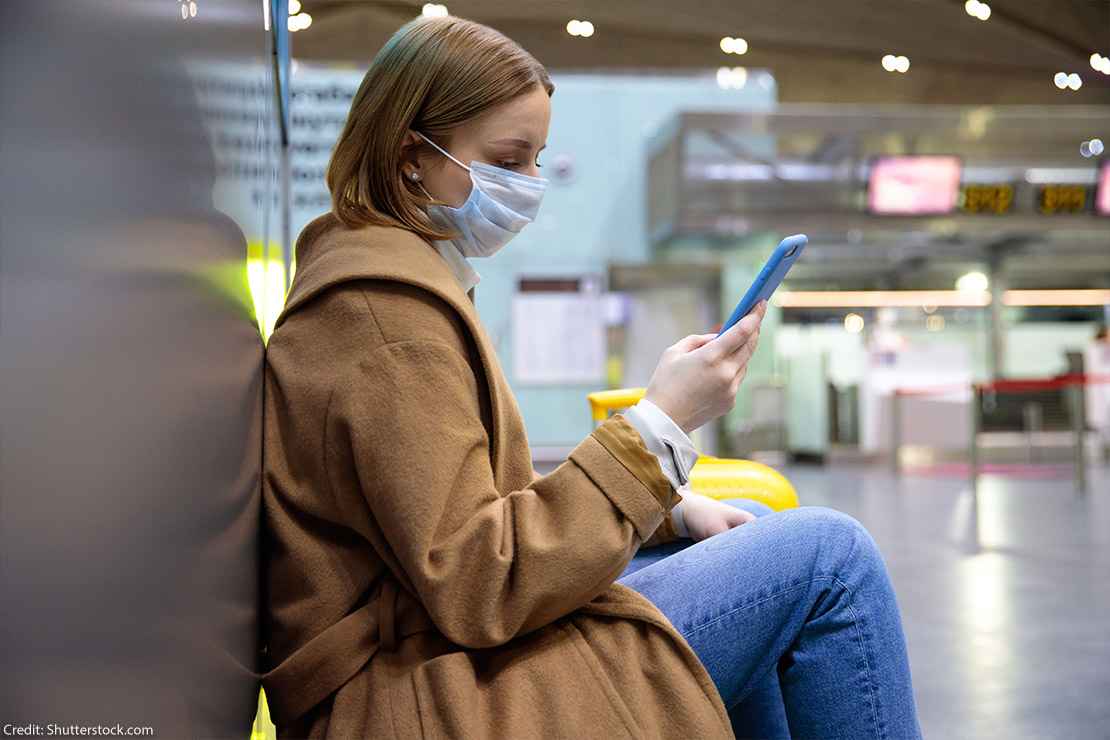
[1071,381,1087,494]
[891,389,902,476]
[969,384,981,491]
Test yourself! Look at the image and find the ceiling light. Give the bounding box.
[773,289,1110,309]
[1054,72,1069,89]
[567,19,594,37]
[843,313,865,333]
[965,0,990,20]
[422,3,448,17]
[1067,73,1082,90]
[1003,289,1110,307]
[1090,138,1104,156]
[1081,141,1093,158]
[720,36,748,55]
[883,55,909,73]
[288,12,312,31]
[289,0,301,14]
[955,271,989,293]
[775,290,992,308]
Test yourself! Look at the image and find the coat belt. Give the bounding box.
[263,578,436,726]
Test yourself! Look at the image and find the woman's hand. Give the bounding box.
[676,493,757,542]
[643,301,767,435]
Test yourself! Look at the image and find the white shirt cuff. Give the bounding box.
[623,398,700,493]
[670,484,693,538]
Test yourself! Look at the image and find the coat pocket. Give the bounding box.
[408,621,639,740]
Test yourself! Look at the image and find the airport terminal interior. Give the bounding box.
[2,1,1108,738]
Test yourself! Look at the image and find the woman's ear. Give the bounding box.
[400,130,424,182]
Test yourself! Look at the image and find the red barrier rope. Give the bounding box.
[894,374,1110,397]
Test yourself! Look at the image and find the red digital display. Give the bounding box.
[1097,162,1110,216]
[868,156,962,215]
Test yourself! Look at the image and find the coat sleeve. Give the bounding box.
[329,338,681,648]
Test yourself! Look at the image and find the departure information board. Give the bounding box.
[1037,185,1089,214]
[961,184,1014,214]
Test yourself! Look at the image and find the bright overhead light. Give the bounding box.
[965,0,991,20]
[288,0,301,14]
[567,19,594,37]
[422,3,448,17]
[1054,72,1069,89]
[716,66,748,89]
[1095,55,1110,74]
[843,313,865,333]
[775,290,992,308]
[720,36,748,55]
[955,271,989,293]
[773,289,1110,309]
[1003,289,1110,307]
[1068,72,1082,90]
[288,12,312,31]
[882,54,909,73]
[1090,138,1105,156]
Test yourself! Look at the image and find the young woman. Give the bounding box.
[262,15,921,739]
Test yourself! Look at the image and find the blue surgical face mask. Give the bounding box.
[416,132,548,258]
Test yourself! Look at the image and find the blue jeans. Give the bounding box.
[617,502,922,740]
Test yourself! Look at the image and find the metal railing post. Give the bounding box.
[1071,381,1087,494]
[969,384,980,491]
[891,389,902,475]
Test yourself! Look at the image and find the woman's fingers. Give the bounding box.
[699,315,756,363]
[705,301,767,362]
[727,507,757,527]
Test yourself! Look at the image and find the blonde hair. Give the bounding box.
[326,16,553,241]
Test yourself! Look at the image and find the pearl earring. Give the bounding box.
[409,171,421,182]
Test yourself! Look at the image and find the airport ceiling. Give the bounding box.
[294,0,1110,104]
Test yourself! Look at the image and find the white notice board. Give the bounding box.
[512,278,605,384]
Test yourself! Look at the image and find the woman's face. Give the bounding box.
[407,83,551,208]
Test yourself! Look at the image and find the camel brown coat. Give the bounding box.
[261,214,735,739]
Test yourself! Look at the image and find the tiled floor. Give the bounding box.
[745,464,1110,739]
[539,458,1110,738]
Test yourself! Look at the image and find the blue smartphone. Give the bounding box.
[717,234,807,336]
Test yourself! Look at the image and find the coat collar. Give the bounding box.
[277,213,500,466]
[279,213,475,326]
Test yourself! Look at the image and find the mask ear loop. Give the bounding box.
[414,131,472,173]
[415,180,444,206]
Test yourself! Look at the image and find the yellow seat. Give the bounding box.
[587,388,799,511]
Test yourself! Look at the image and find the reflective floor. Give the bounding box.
[536,457,1110,738]
[771,465,1110,740]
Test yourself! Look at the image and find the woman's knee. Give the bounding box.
[788,506,885,574]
